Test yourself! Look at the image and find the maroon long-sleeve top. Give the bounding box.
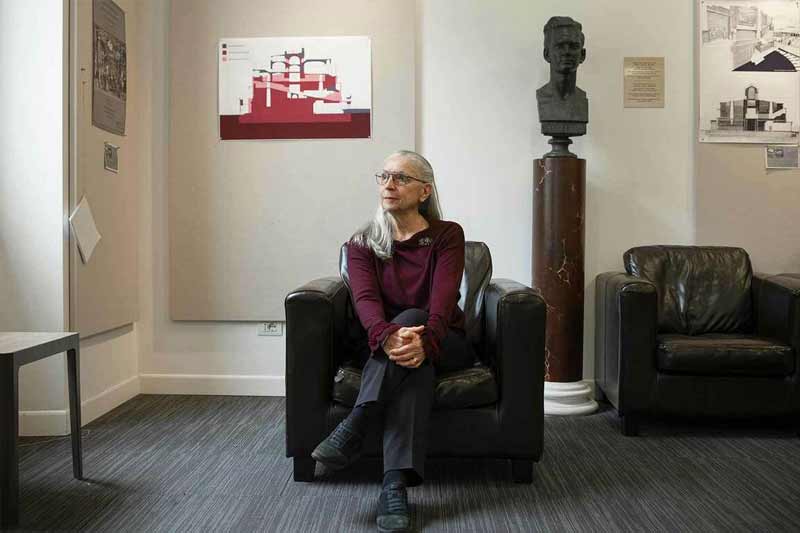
[345,219,466,361]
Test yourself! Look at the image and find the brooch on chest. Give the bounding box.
[418,237,433,246]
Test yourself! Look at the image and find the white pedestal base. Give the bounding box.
[544,381,598,416]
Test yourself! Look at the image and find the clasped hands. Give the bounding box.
[382,325,426,368]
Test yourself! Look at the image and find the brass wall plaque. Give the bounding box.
[624,57,664,108]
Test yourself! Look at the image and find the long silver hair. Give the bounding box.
[350,150,443,260]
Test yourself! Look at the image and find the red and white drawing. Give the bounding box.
[218,36,371,140]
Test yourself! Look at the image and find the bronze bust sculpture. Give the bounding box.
[537,16,588,157]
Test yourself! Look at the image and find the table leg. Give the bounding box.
[0,358,19,527]
[67,347,83,480]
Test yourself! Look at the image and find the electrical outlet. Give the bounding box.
[258,321,283,336]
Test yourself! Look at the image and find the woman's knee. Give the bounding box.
[391,308,428,327]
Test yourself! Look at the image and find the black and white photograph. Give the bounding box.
[700,0,800,142]
[94,27,126,100]
[701,0,800,72]
[92,0,126,135]
[103,141,118,172]
[765,143,800,166]
[700,79,799,142]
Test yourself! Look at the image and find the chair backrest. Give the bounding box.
[624,245,753,335]
[339,240,492,344]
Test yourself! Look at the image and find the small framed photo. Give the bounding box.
[104,142,119,173]
[765,144,799,169]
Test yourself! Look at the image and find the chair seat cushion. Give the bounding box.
[333,362,498,409]
[657,334,795,377]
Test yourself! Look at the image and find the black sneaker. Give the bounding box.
[376,482,411,532]
[311,418,364,471]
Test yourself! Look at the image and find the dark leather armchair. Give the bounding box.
[595,245,800,435]
[285,241,546,483]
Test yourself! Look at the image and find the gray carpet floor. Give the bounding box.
[8,395,800,532]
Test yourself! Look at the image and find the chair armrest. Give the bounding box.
[284,276,348,457]
[756,274,800,353]
[594,272,658,414]
[484,279,546,454]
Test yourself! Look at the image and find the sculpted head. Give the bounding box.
[543,17,586,76]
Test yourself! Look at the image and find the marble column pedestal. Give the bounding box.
[533,157,597,416]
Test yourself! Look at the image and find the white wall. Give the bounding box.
[65,1,800,414]
[0,0,143,436]
[167,0,415,324]
[1,1,701,428]
[78,324,139,427]
[71,0,140,338]
[67,0,147,430]
[139,0,290,395]
[5,1,776,427]
[417,0,695,377]
[136,0,695,391]
[140,0,416,395]
[0,0,69,432]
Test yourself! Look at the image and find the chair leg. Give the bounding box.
[621,414,639,437]
[293,456,316,482]
[510,459,533,484]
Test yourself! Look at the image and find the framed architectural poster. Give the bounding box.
[218,36,372,140]
[699,0,800,143]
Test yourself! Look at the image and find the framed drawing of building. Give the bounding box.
[699,0,800,143]
[218,36,371,140]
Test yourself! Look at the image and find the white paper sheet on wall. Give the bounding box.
[69,196,102,263]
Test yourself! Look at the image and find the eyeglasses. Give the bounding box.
[375,171,426,186]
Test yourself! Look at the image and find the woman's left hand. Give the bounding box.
[388,331,426,368]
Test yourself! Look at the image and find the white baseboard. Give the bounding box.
[19,375,141,437]
[139,373,285,396]
[19,410,69,437]
[18,373,283,436]
[82,375,141,425]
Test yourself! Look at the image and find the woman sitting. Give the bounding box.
[312,150,477,533]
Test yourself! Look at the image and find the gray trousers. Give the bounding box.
[354,308,476,487]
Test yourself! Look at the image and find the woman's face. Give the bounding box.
[379,155,432,215]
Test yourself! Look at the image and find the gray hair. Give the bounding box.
[350,150,443,260]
